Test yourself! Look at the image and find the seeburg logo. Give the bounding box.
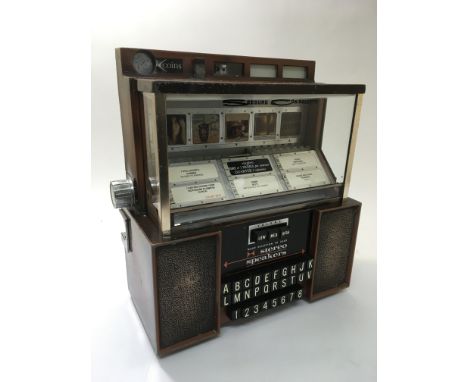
[155,58,183,73]
[222,99,268,107]
[222,99,315,107]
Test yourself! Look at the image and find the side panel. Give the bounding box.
[122,210,157,350]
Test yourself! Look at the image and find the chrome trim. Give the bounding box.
[143,92,172,237]
[248,218,289,245]
[172,195,342,233]
[171,183,338,212]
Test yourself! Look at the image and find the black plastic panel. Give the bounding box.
[221,210,311,275]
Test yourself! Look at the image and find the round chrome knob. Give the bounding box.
[110,179,135,208]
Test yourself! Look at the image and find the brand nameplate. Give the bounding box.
[155,58,183,73]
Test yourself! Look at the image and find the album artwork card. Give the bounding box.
[225,113,249,142]
[166,114,187,145]
[192,114,220,144]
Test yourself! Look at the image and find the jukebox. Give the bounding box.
[110,48,365,356]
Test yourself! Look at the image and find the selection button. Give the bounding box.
[251,230,268,243]
[280,226,290,238]
[268,229,280,241]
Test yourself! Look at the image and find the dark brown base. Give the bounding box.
[119,197,361,357]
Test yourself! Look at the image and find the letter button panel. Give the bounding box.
[221,255,313,320]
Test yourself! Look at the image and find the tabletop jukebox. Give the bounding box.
[110,48,365,356]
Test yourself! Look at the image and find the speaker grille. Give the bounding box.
[156,236,218,350]
[313,207,357,294]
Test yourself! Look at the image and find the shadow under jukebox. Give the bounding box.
[110,48,366,356]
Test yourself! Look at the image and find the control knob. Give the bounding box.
[110,179,135,208]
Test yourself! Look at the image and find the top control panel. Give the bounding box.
[118,48,316,81]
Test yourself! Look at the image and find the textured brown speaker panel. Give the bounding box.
[310,199,361,299]
[155,234,220,355]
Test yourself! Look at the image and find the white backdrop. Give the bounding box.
[91,1,376,381]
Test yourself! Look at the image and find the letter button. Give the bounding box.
[270,297,279,309]
[232,291,242,304]
[252,303,260,315]
[298,272,305,283]
[298,261,306,272]
[229,308,240,320]
[222,282,231,295]
[252,285,262,298]
[289,274,297,286]
[243,288,252,302]
[222,294,231,307]
[233,280,242,292]
[290,263,297,275]
[253,274,262,287]
[272,268,281,280]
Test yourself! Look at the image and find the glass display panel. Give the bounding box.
[154,94,356,213]
[321,96,356,183]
